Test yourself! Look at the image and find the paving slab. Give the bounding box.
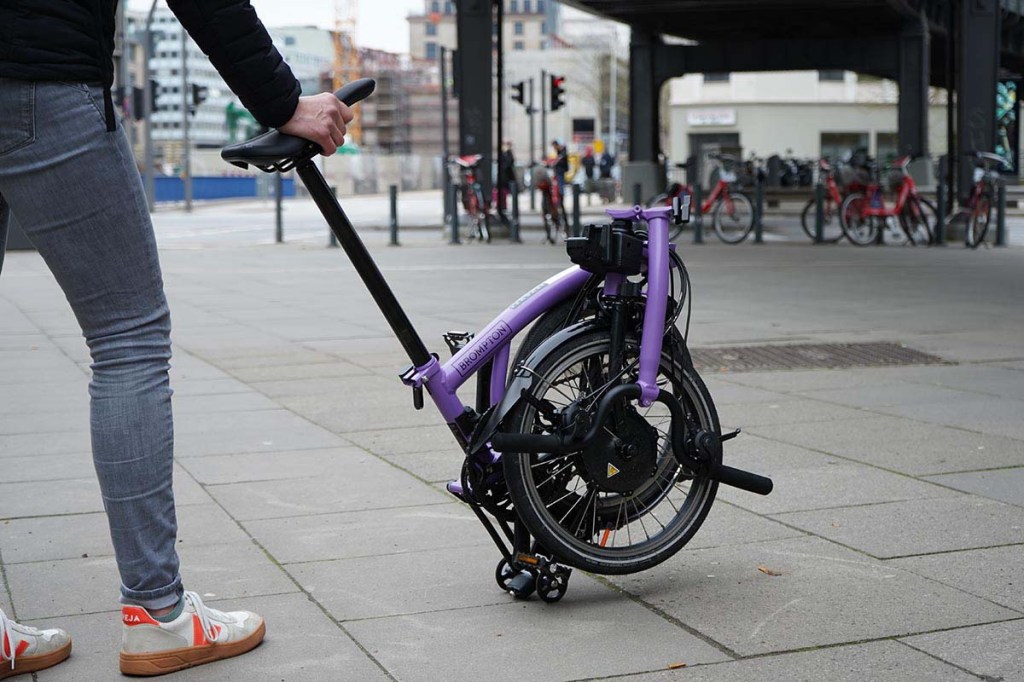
[795,383,986,409]
[890,544,1024,612]
[342,423,461,457]
[747,416,1024,476]
[616,640,975,681]
[900,619,1024,682]
[32,591,389,682]
[170,392,280,415]
[0,503,247,565]
[345,576,731,682]
[774,496,1024,559]
[205,458,444,521]
[0,452,95,483]
[608,536,1017,656]
[925,467,1024,506]
[716,399,875,429]
[177,446,369,486]
[874,395,1024,441]
[243,502,484,565]
[172,408,347,456]
[718,460,955,515]
[0,431,95,458]
[7,541,297,620]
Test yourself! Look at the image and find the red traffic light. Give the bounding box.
[550,75,566,112]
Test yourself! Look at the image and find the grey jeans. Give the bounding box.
[0,78,182,610]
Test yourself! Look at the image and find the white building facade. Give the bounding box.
[668,70,949,166]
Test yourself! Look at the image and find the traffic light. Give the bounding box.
[550,75,566,112]
[132,86,145,121]
[512,81,525,107]
[190,83,209,116]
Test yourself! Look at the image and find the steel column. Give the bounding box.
[456,0,494,198]
[957,0,1000,202]
[898,10,930,158]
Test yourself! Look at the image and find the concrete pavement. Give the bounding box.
[1,218,1023,680]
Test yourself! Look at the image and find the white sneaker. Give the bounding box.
[119,591,265,677]
[0,607,71,680]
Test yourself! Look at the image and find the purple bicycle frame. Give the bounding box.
[402,205,676,448]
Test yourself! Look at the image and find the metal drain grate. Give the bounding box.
[690,342,947,373]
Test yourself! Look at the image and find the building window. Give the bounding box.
[514,21,524,35]
[426,23,437,36]
[284,36,295,46]
[541,21,547,35]
[426,42,438,60]
[819,70,845,82]
[703,73,730,82]
[510,0,518,12]
[445,2,452,13]
[430,1,439,12]
[821,132,869,161]
[538,0,545,11]
[514,40,524,51]
[524,0,531,11]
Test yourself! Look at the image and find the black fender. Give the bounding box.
[469,319,695,455]
[468,319,607,454]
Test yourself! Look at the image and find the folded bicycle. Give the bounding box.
[221,80,773,603]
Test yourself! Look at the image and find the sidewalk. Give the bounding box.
[1,237,1023,680]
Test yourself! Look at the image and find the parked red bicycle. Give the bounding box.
[648,154,755,243]
[533,162,568,244]
[800,158,869,243]
[452,155,492,243]
[840,156,937,246]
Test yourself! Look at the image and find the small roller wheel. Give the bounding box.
[536,572,568,603]
[506,570,536,599]
[495,559,515,591]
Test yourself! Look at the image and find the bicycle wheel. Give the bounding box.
[966,192,992,248]
[800,197,844,243]
[841,193,878,246]
[646,193,669,208]
[503,331,720,575]
[712,193,754,244]
[898,197,935,246]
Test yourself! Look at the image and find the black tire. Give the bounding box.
[899,197,935,246]
[800,197,844,243]
[712,192,754,244]
[966,192,992,249]
[503,331,720,575]
[841,192,878,246]
[646,193,669,208]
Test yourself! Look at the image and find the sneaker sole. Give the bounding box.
[0,640,72,679]
[119,620,265,677]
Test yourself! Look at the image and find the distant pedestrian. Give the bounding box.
[599,149,616,180]
[582,146,596,182]
[0,0,352,677]
[498,140,516,213]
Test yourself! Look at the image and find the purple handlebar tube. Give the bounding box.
[606,205,674,406]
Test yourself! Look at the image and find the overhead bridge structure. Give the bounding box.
[558,0,1024,200]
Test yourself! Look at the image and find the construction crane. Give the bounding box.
[333,0,362,143]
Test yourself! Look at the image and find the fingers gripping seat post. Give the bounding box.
[220,79,376,172]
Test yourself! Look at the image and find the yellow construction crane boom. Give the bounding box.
[333,0,362,143]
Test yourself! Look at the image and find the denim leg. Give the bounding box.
[0,194,8,273]
[0,80,182,610]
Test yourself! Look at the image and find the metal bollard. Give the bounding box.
[275,172,284,244]
[449,183,461,245]
[389,185,400,247]
[692,183,704,244]
[814,181,825,244]
[510,181,522,243]
[754,173,765,244]
[328,186,339,247]
[633,183,642,207]
[572,184,582,237]
[934,156,947,246]
[996,179,1007,246]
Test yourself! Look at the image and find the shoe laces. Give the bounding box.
[0,608,34,670]
[183,591,227,644]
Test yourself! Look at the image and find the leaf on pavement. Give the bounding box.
[758,565,783,576]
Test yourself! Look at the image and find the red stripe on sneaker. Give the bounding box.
[15,640,28,657]
[192,614,207,646]
[122,606,161,627]
[2,633,9,659]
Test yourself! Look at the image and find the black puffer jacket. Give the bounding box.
[0,0,301,130]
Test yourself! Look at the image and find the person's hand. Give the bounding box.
[279,93,354,156]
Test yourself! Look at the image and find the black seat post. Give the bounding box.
[294,160,432,368]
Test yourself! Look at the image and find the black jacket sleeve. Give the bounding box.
[167,0,301,128]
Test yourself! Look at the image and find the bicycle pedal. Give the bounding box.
[720,428,742,443]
